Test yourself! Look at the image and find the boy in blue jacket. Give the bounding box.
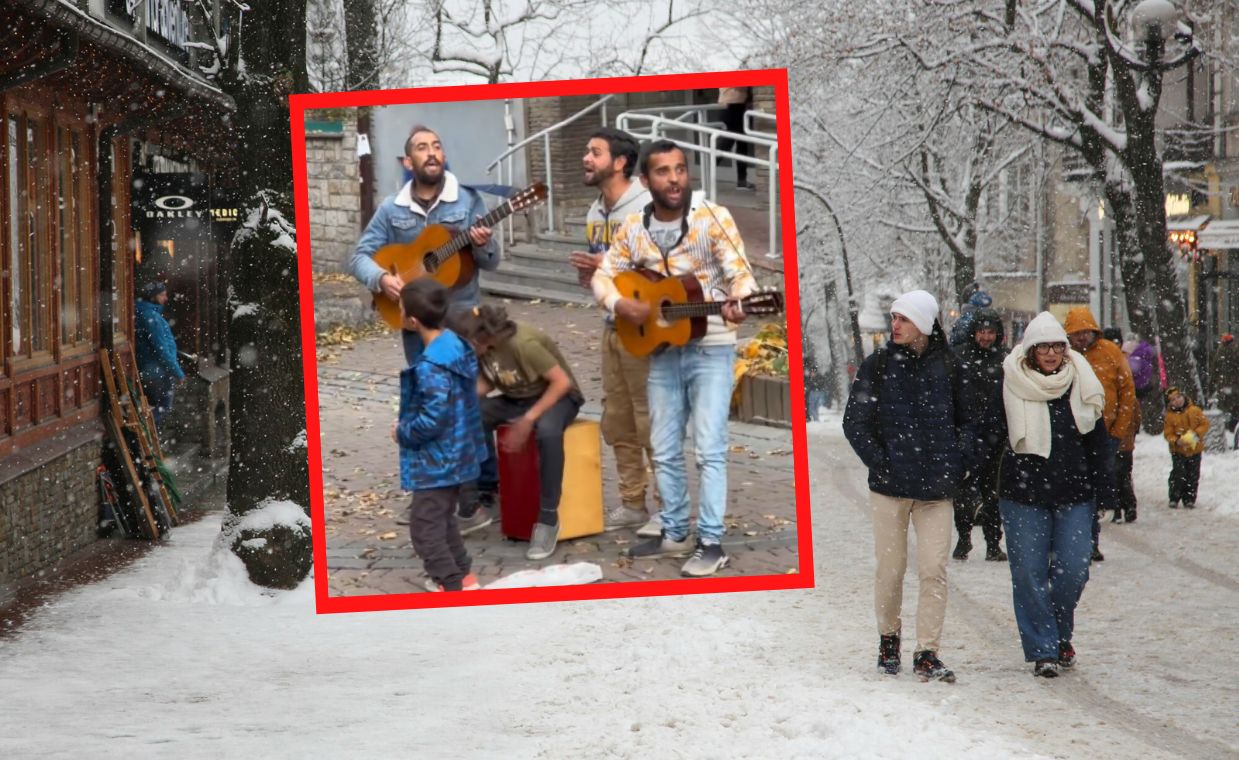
[392,280,488,592]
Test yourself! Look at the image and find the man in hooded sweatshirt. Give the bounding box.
[1064,307,1137,557]
[568,127,661,535]
[844,289,969,683]
[953,308,1008,561]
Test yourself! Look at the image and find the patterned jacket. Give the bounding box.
[397,329,487,491]
[591,193,757,345]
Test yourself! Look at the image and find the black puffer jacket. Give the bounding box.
[844,322,973,500]
[956,308,1007,422]
[976,382,1117,509]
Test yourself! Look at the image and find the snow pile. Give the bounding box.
[96,519,313,609]
[233,498,312,533]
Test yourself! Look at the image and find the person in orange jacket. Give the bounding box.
[1163,388,1209,509]
[1064,307,1138,558]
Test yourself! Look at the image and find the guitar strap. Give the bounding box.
[641,199,691,274]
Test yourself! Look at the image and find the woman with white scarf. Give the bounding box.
[975,311,1116,678]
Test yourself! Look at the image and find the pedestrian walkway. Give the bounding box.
[316,298,801,595]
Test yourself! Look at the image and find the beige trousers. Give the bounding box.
[600,324,660,509]
[870,491,952,653]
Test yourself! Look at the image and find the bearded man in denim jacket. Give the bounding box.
[349,124,499,365]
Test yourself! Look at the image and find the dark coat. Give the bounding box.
[976,382,1117,509]
[956,312,1007,422]
[843,323,972,500]
[397,329,488,491]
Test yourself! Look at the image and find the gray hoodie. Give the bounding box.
[585,179,651,325]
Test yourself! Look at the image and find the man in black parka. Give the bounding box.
[844,289,971,683]
[952,308,1008,562]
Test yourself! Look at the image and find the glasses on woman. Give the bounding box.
[1034,342,1068,355]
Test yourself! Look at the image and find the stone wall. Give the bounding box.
[306,117,362,274]
[0,440,102,594]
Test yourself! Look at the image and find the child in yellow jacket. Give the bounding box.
[1163,388,1209,509]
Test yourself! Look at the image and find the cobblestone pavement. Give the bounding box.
[316,298,801,596]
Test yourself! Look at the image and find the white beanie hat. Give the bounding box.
[890,290,939,336]
[1019,311,1069,349]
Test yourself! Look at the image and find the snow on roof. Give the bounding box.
[1167,215,1210,232]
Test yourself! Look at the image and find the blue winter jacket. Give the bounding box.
[349,172,500,309]
[397,329,487,492]
[843,325,973,500]
[134,300,185,386]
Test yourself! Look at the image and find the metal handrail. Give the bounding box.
[487,94,614,236]
[745,110,777,140]
[616,110,780,258]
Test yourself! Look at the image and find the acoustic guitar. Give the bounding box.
[612,269,785,357]
[371,182,547,329]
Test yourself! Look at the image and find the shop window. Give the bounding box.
[8,110,54,364]
[57,125,94,349]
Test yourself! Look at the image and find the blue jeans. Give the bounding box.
[807,389,826,421]
[647,343,734,543]
[999,499,1094,662]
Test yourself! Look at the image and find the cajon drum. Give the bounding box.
[496,419,604,541]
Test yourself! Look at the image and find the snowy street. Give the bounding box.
[1,416,1236,759]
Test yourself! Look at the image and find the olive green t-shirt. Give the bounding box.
[480,323,583,402]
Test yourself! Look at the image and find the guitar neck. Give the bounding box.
[427,202,516,268]
[660,300,729,321]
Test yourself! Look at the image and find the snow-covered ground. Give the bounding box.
[2,415,1236,758]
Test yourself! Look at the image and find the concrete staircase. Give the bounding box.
[480,217,596,305]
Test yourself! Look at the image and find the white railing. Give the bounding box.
[487,95,614,244]
[617,107,780,258]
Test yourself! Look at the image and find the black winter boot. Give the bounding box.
[878,633,901,675]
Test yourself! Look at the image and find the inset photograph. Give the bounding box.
[291,70,811,611]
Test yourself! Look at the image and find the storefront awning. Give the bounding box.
[1168,215,1210,232]
[1199,220,1239,250]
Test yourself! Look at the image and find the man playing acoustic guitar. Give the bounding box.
[567,127,662,537]
[591,140,758,577]
[349,124,498,366]
[349,124,498,530]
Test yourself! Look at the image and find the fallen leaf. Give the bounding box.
[379,531,398,540]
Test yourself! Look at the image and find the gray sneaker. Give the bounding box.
[456,507,493,536]
[681,540,729,577]
[396,506,412,526]
[635,513,663,538]
[604,506,647,531]
[624,532,692,560]
[526,522,560,561]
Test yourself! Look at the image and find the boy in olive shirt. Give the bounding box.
[450,305,584,560]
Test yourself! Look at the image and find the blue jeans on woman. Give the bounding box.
[648,343,735,543]
[999,499,1094,662]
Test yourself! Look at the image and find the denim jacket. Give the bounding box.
[349,171,500,308]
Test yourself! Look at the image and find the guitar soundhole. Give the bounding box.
[637,325,645,337]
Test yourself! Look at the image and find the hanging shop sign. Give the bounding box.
[109,0,190,53]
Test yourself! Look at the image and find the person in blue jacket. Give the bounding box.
[134,281,185,425]
[844,289,971,683]
[349,124,499,366]
[392,279,488,592]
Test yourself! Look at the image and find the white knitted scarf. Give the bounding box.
[1001,349,1105,458]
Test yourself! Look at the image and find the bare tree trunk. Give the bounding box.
[343,0,379,89]
[221,0,314,589]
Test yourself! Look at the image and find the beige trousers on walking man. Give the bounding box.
[870,492,952,653]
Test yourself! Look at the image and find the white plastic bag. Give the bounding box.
[484,562,603,589]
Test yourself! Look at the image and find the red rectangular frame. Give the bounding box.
[290,68,813,614]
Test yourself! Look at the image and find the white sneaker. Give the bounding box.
[526,522,560,561]
[636,513,663,538]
